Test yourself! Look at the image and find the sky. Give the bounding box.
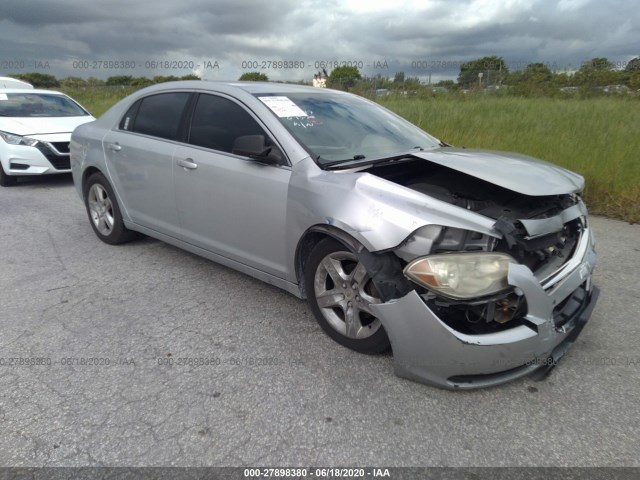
[0,0,638,83]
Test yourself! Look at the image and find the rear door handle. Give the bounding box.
[177,158,198,170]
[107,143,122,152]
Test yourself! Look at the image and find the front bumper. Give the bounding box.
[1,139,71,175]
[370,226,599,390]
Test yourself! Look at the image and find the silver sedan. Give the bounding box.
[70,81,599,389]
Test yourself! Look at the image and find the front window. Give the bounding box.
[189,94,268,154]
[255,91,440,164]
[0,93,89,117]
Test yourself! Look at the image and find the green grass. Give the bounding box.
[63,86,138,117]
[379,95,640,223]
[62,86,640,223]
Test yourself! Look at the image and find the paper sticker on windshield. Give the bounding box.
[259,96,307,117]
[0,94,8,101]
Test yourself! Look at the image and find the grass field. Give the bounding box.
[379,95,640,223]
[64,87,639,223]
[65,87,138,118]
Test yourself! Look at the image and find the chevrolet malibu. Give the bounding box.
[70,81,599,389]
[0,89,94,186]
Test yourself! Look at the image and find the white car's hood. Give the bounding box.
[413,148,584,196]
[0,116,94,136]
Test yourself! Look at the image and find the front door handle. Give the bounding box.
[107,143,122,152]
[177,158,198,170]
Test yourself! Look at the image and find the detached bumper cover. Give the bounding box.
[371,227,599,390]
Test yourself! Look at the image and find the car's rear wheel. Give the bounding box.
[305,238,390,353]
[0,163,17,187]
[84,172,138,245]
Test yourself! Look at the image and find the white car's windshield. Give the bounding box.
[255,91,441,165]
[0,93,89,118]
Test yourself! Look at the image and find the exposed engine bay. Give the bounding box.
[363,158,585,335]
[363,158,578,222]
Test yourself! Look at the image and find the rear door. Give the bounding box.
[173,93,291,278]
[102,92,191,238]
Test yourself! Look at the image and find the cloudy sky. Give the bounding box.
[0,0,638,82]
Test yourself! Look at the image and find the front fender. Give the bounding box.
[286,157,497,255]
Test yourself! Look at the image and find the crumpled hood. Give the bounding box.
[412,148,584,196]
[0,116,94,137]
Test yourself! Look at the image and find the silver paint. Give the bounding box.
[411,148,585,196]
[370,228,597,389]
[70,81,599,389]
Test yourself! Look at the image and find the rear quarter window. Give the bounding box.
[119,100,140,131]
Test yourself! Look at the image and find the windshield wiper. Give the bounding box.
[322,146,439,170]
[323,153,419,170]
[322,154,366,168]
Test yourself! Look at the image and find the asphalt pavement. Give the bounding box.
[1,174,639,467]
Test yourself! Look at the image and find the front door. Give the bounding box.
[173,93,291,278]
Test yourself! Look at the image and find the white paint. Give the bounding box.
[258,96,307,117]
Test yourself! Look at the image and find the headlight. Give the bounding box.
[403,252,516,300]
[0,131,39,146]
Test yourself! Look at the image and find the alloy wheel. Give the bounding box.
[87,184,115,236]
[313,251,382,339]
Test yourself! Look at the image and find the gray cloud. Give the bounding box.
[0,0,638,81]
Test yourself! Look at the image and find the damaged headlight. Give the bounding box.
[403,253,516,300]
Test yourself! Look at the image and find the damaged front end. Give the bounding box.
[356,157,599,389]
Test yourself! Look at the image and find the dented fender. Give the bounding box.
[286,157,498,271]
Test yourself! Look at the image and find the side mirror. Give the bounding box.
[232,135,284,165]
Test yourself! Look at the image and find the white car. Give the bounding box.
[0,89,94,186]
[0,77,34,89]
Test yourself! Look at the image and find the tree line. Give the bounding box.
[6,73,201,88]
[6,55,640,95]
[454,55,640,92]
[239,57,640,95]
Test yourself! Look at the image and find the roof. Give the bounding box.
[133,80,347,96]
[0,77,34,89]
[225,81,335,94]
[0,88,67,95]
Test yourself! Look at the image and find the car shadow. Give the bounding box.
[15,173,74,189]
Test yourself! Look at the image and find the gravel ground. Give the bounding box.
[0,174,639,467]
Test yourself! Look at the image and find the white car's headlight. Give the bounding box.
[403,253,516,300]
[0,131,39,146]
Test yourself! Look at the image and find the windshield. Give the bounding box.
[0,93,89,118]
[255,91,441,165]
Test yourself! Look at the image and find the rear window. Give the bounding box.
[0,93,89,117]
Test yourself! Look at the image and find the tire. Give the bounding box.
[0,162,17,187]
[305,238,390,354]
[84,172,138,245]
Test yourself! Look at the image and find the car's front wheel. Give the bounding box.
[0,163,17,187]
[84,172,138,245]
[305,238,390,353]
